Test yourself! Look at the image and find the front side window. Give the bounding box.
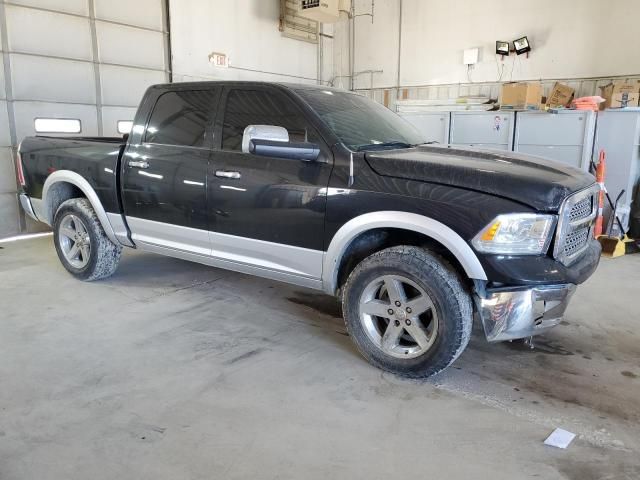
[295,89,424,151]
[222,89,316,151]
[145,89,219,147]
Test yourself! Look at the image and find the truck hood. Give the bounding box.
[365,145,596,211]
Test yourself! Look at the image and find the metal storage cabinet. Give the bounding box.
[449,111,514,151]
[593,110,640,210]
[513,110,596,171]
[399,112,450,144]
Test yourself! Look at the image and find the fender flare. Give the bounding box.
[41,170,120,245]
[322,211,488,294]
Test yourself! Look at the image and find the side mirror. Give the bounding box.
[249,139,321,162]
[242,125,289,153]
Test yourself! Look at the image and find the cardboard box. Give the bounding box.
[546,82,574,108]
[500,82,542,110]
[600,80,640,109]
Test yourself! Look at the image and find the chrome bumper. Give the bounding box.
[19,193,39,221]
[475,284,576,342]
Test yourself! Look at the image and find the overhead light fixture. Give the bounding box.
[513,36,531,55]
[496,41,510,56]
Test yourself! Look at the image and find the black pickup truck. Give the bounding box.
[17,81,601,377]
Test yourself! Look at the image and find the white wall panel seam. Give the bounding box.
[0,3,17,147]
[8,50,170,73]
[87,0,102,135]
[11,99,141,109]
[3,2,168,34]
[160,0,171,82]
[0,1,22,231]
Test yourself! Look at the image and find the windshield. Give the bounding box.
[296,89,425,151]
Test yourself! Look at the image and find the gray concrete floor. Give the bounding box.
[1,235,639,480]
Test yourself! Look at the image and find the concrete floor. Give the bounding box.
[1,235,639,480]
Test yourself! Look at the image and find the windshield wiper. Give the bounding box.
[356,141,415,152]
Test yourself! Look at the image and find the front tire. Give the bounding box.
[342,246,473,378]
[53,198,122,281]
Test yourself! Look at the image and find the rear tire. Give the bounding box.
[342,246,473,378]
[53,198,122,281]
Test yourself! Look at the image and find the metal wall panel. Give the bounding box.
[8,0,90,16]
[0,100,10,146]
[0,192,19,235]
[13,102,99,140]
[96,22,165,70]
[101,106,137,137]
[0,66,4,100]
[100,65,165,106]
[94,0,163,31]
[10,54,96,103]
[0,0,168,237]
[0,147,16,193]
[5,5,93,60]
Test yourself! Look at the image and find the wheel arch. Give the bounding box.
[322,211,487,295]
[42,170,120,245]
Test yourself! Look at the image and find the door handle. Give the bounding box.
[128,160,149,169]
[215,170,241,179]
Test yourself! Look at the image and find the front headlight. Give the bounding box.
[472,213,556,255]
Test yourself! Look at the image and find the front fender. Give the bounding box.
[322,211,488,294]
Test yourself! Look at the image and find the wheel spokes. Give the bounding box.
[67,243,80,260]
[405,294,434,317]
[382,276,407,305]
[404,318,432,350]
[381,320,404,351]
[361,299,392,318]
[60,226,76,240]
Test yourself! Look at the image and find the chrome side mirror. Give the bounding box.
[242,125,289,153]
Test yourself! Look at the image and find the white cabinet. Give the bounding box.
[514,110,596,171]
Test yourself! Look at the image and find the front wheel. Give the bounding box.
[53,198,122,281]
[342,246,473,378]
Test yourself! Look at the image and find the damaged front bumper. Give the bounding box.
[474,284,576,342]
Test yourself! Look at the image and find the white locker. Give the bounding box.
[514,110,596,171]
[449,111,515,151]
[593,110,640,211]
[399,112,450,144]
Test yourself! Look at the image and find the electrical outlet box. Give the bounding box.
[463,48,479,65]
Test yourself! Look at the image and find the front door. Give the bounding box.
[207,86,333,279]
[122,88,220,255]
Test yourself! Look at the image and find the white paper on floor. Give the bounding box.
[544,428,576,449]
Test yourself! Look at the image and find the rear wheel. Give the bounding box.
[53,198,122,281]
[342,246,473,378]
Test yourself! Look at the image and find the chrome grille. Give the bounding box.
[554,184,599,265]
[563,227,590,257]
[569,196,593,222]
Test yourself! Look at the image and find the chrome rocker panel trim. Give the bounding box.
[322,211,488,294]
[474,284,576,342]
[127,217,324,290]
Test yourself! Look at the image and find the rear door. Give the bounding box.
[122,88,220,255]
[207,86,333,280]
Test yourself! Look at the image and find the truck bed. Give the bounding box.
[19,135,126,214]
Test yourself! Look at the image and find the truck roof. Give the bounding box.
[148,80,352,95]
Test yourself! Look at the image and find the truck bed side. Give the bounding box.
[19,136,127,236]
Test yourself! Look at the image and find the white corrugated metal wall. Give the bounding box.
[0,0,169,237]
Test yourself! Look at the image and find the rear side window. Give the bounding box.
[222,89,315,151]
[145,89,219,147]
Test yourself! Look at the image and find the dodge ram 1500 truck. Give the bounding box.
[17,81,601,377]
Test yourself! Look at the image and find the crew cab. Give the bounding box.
[17,81,601,377]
